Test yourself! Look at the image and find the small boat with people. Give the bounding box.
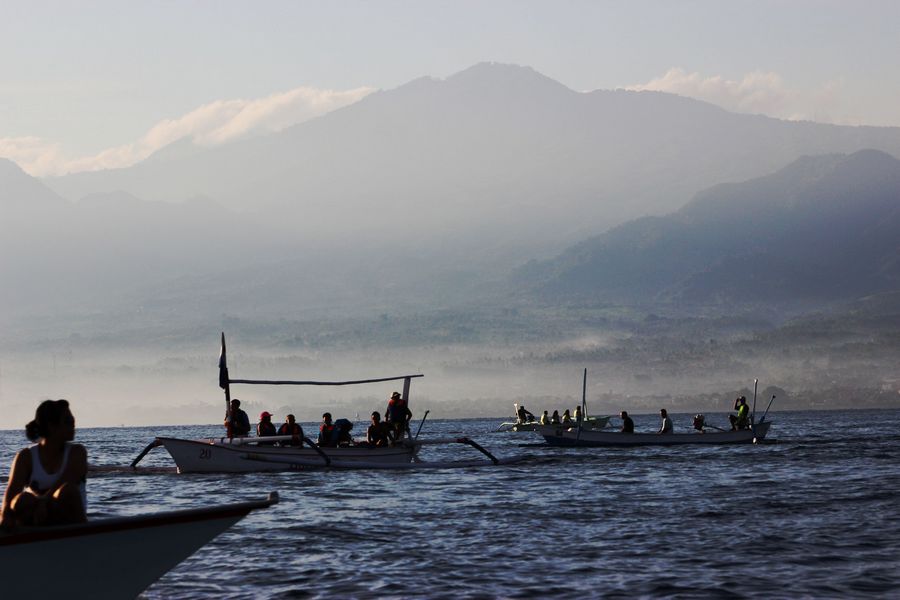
[0,493,278,599]
[537,371,775,447]
[497,403,611,432]
[132,334,518,472]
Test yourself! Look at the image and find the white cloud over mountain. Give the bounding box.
[627,67,849,124]
[0,85,374,177]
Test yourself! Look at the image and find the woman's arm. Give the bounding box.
[1,449,32,526]
[60,444,88,487]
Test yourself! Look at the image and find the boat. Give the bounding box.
[536,371,775,447]
[497,407,611,432]
[538,421,771,446]
[132,334,518,472]
[0,492,278,599]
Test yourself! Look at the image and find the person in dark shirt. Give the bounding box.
[318,413,336,447]
[516,404,535,424]
[620,411,635,434]
[367,411,395,447]
[385,392,413,441]
[225,399,251,438]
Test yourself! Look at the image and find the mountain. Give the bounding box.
[515,149,900,313]
[44,63,900,257]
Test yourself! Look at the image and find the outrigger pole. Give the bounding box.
[752,378,758,423]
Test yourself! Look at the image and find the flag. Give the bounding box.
[218,332,229,390]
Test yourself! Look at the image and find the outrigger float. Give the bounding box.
[132,334,518,472]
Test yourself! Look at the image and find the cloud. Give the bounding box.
[626,68,850,124]
[1,85,375,177]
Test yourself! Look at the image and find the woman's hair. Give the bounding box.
[25,399,71,441]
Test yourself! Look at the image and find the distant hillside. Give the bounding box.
[44,62,900,255]
[516,150,900,313]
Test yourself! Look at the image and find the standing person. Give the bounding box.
[385,391,412,441]
[367,411,395,447]
[278,414,303,446]
[620,411,635,434]
[657,409,673,434]
[729,396,750,431]
[1,399,87,529]
[318,413,336,447]
[225,398,251,438]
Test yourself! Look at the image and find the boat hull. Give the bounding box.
[539,422,771,447]
[0,494,277,599]
[158,437,419,473]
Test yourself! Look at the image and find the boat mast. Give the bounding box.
[575,368,586,446]
[220,332,232,435]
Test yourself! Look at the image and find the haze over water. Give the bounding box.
[3,410,897,598]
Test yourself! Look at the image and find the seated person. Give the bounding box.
[573,405,583,424]
[550,410,561,425]
[366,411,395,447]
[517,404,535,424]
[540,410,550,425]
[256,411,278,446]
[620,411,634,434]
[318,413,336,447]
[658,408,673,434]
[1,399,87,529]
[225,398,251,438]
[277,414,303,446]
[562,409,572,424]
[333,419,354,447]
[729,396,750,431]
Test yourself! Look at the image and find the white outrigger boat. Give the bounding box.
[497,404,611,432]
[0,492,277,599]
[537,371,775,447]
[132,334,518,472]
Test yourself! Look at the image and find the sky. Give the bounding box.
[2,0,900,176]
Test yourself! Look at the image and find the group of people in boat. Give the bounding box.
[621,395,751,435]
[517,404,584,425]
[224,391,413,448]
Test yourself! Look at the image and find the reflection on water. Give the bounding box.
[2,410,899,598]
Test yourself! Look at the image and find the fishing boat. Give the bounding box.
[132,334,518,472]
[536,371,775,447]
[0,492,278,599]
[497,405,611,432]
[538,421,771,446]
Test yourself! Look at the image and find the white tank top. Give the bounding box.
[27,443,87,509]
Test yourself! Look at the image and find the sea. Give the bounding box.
[2,409,899,599]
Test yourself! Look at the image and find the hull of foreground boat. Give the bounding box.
[158,436,419,473]
[0,493,277,599]
[539,422,771,447]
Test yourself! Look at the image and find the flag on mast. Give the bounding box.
[218,333,229,390]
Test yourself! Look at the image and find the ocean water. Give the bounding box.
[2,409,899,599]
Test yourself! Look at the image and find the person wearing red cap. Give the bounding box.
[257,411,277,445]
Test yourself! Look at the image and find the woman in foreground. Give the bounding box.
[0,399,87,529]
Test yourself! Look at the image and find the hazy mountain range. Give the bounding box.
[516,149,900,313]
[3,62,900,327]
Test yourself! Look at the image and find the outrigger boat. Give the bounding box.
[538,371,775,447]
[132,334,518,472]
[497,404,611,432]
[0,492,277,599]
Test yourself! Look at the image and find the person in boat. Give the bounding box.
[540,410,551,425]
[386,391,413,441]
[729,396,750,431]
[277,414,303,446]
[573,405,583,424]
[366,411,395,447]
[516,405,535,424]
[256,411,277,445]
[657,408,673,434]
[1,399,87,529]
[225,398,251,438]
[562,409,572,424]
[620,410,635,434]
[318,413,336,447]
[551,410,561,425]
[333,418,354,447]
